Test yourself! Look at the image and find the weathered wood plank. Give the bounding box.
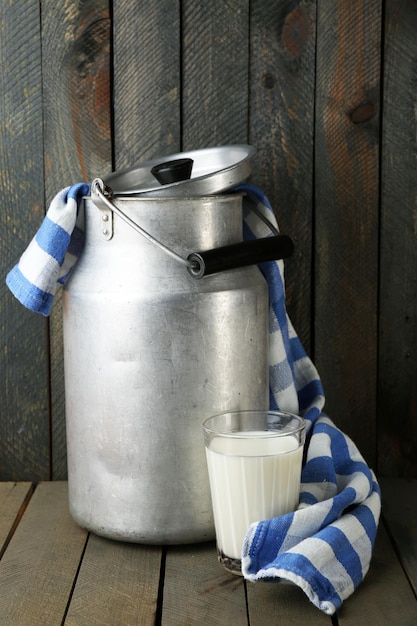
[65,534,161,625]
[378,0,417,477]
[0,482,87,626]
[247,579,331,624]
[41,0,112,479]
[42,0,112,192]
[0,482,33,557]
[314,1,382,466]
[0,0,50,481]
[113,1,181,169]
[379,477,417,597]
[337,524,416,625]
[162,542,248,625]
[249,0,317,351]
[182,0,249,149]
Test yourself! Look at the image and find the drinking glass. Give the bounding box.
[203,410,305,574]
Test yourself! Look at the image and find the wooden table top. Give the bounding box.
[0,480,415,625]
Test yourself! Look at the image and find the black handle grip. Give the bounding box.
[187,234,294,278]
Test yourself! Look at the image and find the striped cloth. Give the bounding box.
[6,183,90,316]
[6,181,381,615]
[239,184,381,616]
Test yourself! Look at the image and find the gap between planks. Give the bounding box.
[0,481,34,559]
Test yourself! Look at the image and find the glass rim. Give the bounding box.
[202,409,306,439]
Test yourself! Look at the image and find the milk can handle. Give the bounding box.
[91,178,194,268]
[187,235,294,278]
[91,178,294,278]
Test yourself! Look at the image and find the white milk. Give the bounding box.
[205,432,303,560]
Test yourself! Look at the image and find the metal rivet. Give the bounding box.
[102,214,109,222]
[102,229,109,236]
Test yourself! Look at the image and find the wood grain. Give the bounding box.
[0,482,87,626]
[378,0,417,477]
[162,542,248,625]
[0,482,33,557]
[379,477,417,597]
[65,534,162,625]
[41,0,112,478]
[41,0,112,191]
[182,0,249,149]
[247,578,331,624]
[314,1,382,466]
[113,1,181,169]
[0,0,50,481]
[249,0,317,351]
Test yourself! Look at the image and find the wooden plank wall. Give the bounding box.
[0,0,416,480]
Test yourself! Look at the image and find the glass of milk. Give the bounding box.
[203,410,305,575]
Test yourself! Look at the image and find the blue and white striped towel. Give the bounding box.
[6,181,381,616]
[239,184,381,616]
[6,183,90,316]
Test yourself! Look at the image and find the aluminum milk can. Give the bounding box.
[62,146,293,544]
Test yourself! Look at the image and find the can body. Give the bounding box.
[63,194,269,543]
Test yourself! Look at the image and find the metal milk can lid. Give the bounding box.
[103,145,255,197]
